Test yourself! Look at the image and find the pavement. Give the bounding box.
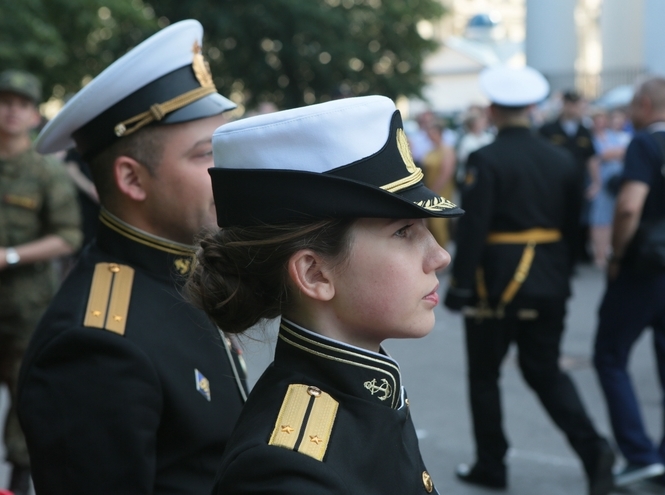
[1,263,663,495]
[383,264,665,495]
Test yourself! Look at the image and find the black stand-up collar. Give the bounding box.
[497,125,533,138]
[275,319,404,410]
[96,208,197,282]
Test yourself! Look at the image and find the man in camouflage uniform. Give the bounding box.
[0,69,81,495]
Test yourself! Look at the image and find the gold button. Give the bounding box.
[422,471,433,493]
[405,398,410,406]
[307,386,322,397]
[108,263,121,273]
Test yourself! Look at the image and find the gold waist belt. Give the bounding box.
[475,228,562,319]
[486,228,562,244]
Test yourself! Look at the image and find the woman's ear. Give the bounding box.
[288,249,335,302]
[114,155,149,202]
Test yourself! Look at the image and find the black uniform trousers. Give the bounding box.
[464,298,602,477]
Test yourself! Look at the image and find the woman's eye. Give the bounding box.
[194,150,213,159]
[394,223,413,237]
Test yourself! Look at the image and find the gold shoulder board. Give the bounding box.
[268,384,338,462]
[83,262,135,335]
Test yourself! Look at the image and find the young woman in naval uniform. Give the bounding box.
[187,95,463,495]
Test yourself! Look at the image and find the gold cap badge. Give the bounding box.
[192,41,214,88]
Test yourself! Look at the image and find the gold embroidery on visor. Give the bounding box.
[114,41,217,138]
[382,129,424,193]
[416,196,457,211]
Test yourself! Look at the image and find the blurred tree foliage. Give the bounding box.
[157,0,446,109]
[0,0,160,101]
[1,0,445,110]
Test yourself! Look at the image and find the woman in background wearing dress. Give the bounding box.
[589,108,631,268]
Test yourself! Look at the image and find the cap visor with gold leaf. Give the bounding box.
[35,19,235,160]
[210,95,463,227]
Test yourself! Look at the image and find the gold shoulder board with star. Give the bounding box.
[268,384,338,462]
[83,262,135,335]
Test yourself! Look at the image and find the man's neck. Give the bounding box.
[496,118,530,130]
[560,114,580,122]
[103,204,195,246]
[646,114,665,128]
[0,134,32,160]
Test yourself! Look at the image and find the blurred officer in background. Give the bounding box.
[540,90,600,264]
[0,69,81,495]
[444,66,614,495]
[16,20,247,495]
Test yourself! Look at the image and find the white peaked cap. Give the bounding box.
[213,95,393,173]
[480,65,550,106]
[36,19,235,157]
[208,95,464,227]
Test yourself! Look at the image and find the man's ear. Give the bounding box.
[114,156,149,202]
[643,95,654,113]
[287,249,335,302]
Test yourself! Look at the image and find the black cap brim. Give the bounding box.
[210,168,463,227]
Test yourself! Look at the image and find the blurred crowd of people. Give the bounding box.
[406,90,634,272]
[2,18,665,495]
[407,72,665,494]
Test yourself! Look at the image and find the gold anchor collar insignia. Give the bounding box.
[278,320,403,409]
[363,378,393,401]
[174,256,193,275]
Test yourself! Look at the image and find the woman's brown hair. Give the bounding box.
[185,219,355,334]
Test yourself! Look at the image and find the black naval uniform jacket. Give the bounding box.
[213,319,438,495]
[17,209,247,495]
[447,126,583,310]
[539,118,596,179]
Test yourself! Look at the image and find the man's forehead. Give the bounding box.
[0,90,36,105]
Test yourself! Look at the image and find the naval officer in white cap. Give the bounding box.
[185,95,462,494]
[16,20,247,495]
[444,66,615,495]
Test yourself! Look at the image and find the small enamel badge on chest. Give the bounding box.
[195,369,211,401]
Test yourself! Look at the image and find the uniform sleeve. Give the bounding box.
[17,327,162,495]
[562,157,585,271]
[445,150,495,308]
[583,127,597,157]
[214,445,350,495]
[623,134,656,185]
[41,157,83,250]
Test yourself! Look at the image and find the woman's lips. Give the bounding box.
[423,284,440,305]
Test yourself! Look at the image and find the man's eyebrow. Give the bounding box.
[185,138,213,153]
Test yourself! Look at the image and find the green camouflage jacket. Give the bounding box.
[0,147,82,336]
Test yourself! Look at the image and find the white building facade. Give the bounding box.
[415,0,665,113]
